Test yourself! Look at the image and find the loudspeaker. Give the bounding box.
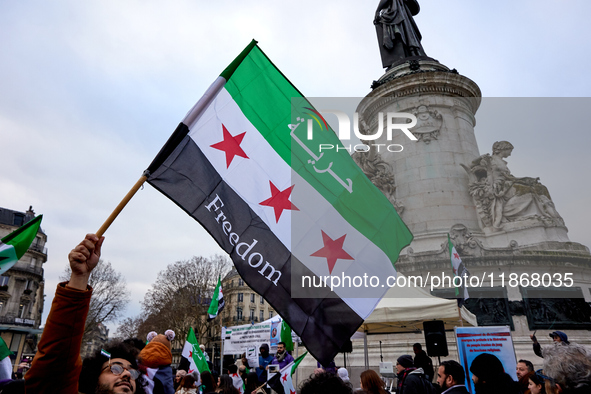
[423,320,448,357]
[338,339,353,353]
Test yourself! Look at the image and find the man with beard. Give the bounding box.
[436,360,469,394]
[269,342,294,369]
[470,353,520,394]
[25,234,145,394]
[516,360,534,394]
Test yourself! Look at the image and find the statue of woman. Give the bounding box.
[464,141,564,231]
[374,0,427,69]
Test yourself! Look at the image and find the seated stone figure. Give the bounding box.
[463,141,564,231]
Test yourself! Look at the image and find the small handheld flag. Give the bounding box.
[448,234,470,307]
[207,276,225,321]
[181,327,210,375]
[268,352,307,394]
[0,215,42,275]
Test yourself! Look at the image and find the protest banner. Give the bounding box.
[455,326,517,394]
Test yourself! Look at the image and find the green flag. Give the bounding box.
[207,275,225,321]
[280,319,294,351]
[181,327,210,375]
[0,337,12,380]
[0,215,42,275]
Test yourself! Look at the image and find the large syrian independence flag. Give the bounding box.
[146,40,412,364]
[448,234,470,307]
[0,215,42,275]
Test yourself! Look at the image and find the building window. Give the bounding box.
[237,293,243,303]
[13,213,24,226]
[0,276,9,287]
[236,307,243,320]
[260,295,264,305]
[250,293,255,303]
[18,303,27,318]
[269,311,273,319]
[0,301,4,314]
[238,278,244,286]
[250,309,255,320]
[260,310,264,321]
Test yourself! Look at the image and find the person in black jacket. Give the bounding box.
[413,343,434,382]
[396,355,435,394]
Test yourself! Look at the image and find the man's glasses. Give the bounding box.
[102,360,141,380]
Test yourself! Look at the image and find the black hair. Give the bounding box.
[300,371,353,394]
[201,370,217,393]
[278,341,286,347]
[518,359,534,372]
[218,375,240,394]
[228,364,238,374]
[78,340,145,394]
[440,360,466,385]
[412,343,422,350]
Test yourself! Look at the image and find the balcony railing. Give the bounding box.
[9,264,44,278]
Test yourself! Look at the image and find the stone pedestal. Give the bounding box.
[357,59,482,254]
[349,59,591,372]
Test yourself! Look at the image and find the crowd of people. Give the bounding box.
[0,234,588,394]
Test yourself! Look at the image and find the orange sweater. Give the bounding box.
[25,282,92,393]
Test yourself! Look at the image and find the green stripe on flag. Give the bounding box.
[224,45,412,266]
[0,338,11,360]
[290,351,307,376]
[1,215,42,260]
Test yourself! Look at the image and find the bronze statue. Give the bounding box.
[374,0,427,69]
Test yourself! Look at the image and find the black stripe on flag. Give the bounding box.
[147,135,363,364]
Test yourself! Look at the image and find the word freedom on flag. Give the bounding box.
[145,40,412,364]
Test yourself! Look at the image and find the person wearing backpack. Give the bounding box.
[395,355,436,394]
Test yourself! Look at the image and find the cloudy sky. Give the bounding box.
[1,0,590,334]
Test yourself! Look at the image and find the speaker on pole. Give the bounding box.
[338,339,353,353]
[423,320,448,357]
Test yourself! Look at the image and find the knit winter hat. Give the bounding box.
[469,353,504,382]
[397,355,414,369]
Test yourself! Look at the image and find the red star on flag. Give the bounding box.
[282,373,288,382]
[259,181,299,222]
[290,389,296,394]
[311,231,354,274]
[453,252,460,260]
[211,124,249,168]
[189,350,193,358]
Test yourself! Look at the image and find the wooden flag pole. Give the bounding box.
[96,175,148,237]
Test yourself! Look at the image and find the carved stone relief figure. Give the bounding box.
[449,224,483,256]
[411,105,444,144]
[462,141,564,231]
